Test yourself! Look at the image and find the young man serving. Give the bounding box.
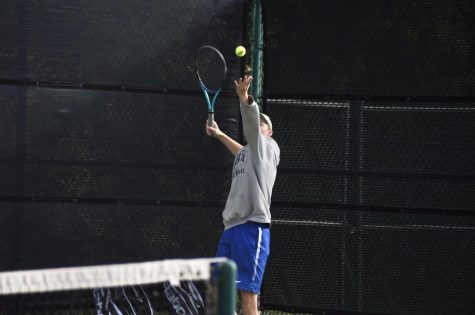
[205,75,280,315]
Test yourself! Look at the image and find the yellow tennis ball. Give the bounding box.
[235,46,246,57]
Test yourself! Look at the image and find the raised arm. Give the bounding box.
[235,76,263,158]
[205,121,243,156]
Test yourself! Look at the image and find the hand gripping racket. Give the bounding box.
[195,45,227,126]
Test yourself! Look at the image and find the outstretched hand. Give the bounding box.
[234,75,253,104]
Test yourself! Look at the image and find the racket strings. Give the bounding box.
[195,46,227,92]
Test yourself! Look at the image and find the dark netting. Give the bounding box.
[0,87,17,157]
[263,0,475,97]
[0,201,223,271]
[261,207,475,314]
[262,98,475,313]
[359,211,475,314]
[0,3,244,314]
[361,177,475,211]
[361,102,475,176]
[273,172,348,205]
[0,0,244,92]
[266,99,350,171]
[359,101,475,210]
[0,85,19,196]
[262,207,347,311]
[267,99,475,211]
[0,203,17,270]
[260,1,475,314]
[266,100,350,205]
[2,0,475,314]
[0,85,239,200]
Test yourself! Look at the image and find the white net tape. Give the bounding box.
[0,258,227,295]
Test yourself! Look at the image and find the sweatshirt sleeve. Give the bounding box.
[240,96,266,160]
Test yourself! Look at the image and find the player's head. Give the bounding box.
[259,113,273,137]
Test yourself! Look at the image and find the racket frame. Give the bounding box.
[194,45,227,126]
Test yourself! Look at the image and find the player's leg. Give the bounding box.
[240,290,259,315]
[230,222,270,315]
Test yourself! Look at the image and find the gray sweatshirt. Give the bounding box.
[222,97,280,230]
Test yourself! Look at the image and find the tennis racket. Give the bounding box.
[195,45,227,126]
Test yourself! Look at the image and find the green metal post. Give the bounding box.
[250,0,263,105]
[217,260,237,315]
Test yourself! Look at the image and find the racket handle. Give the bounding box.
[207,112,214,127]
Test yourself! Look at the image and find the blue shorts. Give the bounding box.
[216,221,270,294]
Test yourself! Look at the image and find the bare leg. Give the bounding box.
[240,290,259,315]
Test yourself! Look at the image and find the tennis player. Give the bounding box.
[205,75,280,315]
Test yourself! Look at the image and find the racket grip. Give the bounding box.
[207,112,214,127]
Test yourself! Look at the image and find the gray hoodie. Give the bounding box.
[222,96,280,230]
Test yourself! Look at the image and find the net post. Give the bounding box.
[250,0,263,105]
[217,260,236,315]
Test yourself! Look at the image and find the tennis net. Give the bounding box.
[0,258,236,315]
